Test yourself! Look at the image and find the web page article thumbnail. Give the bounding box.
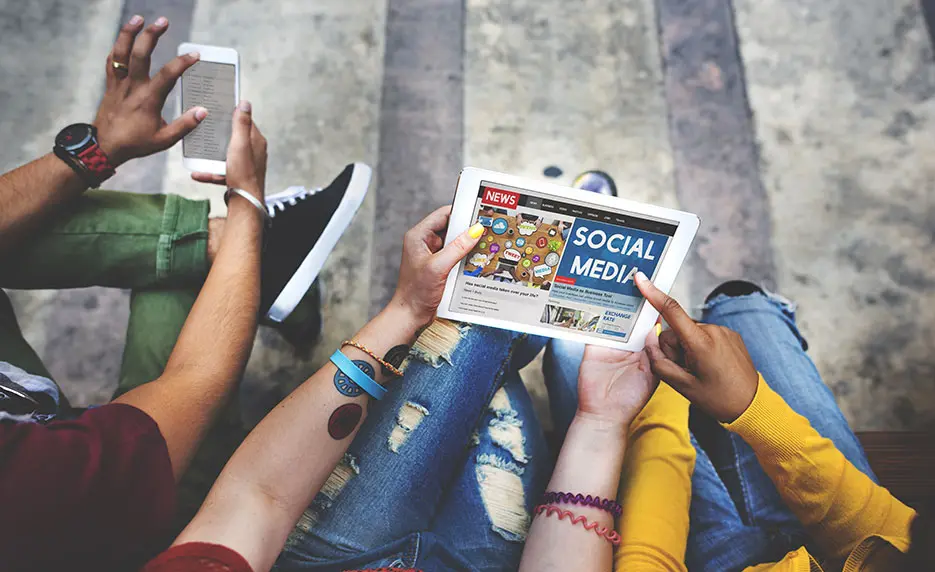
[463,207,569,289]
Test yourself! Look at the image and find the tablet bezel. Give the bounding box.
[437,167,700,351]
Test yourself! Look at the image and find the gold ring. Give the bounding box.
[112,61,129,71]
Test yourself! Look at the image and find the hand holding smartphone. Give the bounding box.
[178,43,239,175]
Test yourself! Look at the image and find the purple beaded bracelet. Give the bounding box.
[542,491,622,518]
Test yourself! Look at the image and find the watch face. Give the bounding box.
[56,123,94,151]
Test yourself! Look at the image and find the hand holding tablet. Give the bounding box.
[437,168,700,351]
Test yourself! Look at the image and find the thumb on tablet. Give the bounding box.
[430,222,484,275]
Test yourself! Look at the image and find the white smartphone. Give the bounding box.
[177,43,239,175]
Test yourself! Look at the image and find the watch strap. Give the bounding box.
[75,142,116,187]
[53,146,90,180]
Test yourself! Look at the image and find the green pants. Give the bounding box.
[0,191,209,395]
[0,190,241,526]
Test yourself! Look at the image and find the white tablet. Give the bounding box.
[437,167,700,351]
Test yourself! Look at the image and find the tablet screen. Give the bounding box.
[449,181,679,343]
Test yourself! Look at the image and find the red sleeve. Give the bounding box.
[0,403,176,571]
[142,543,253,572]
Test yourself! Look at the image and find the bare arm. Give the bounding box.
[0,156,88,254]
[519,340,658,572]
[521,417,627,572]
[114,100,266,480]
[0,15,205,255]
[172,209,485,572]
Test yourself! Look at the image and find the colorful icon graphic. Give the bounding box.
[533,264,552,277]
[545,252,560,267]
[518,220,538,236]
[470,253,490,267]
[501,249,522,262]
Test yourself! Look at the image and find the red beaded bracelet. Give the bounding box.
[533,504,621,546]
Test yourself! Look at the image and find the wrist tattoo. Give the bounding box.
[328,403,363,440]
[382,344,410,377]
[333,360,375,397]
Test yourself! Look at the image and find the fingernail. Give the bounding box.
[188,51,200,60]
[155,17,167,27]
[129,15,142,25]
[655,323,663,336]
[636,271,648,283]
[239,100,252,112]
[194,107,208,121]
[469,223,484,239]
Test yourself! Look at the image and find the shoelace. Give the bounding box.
[266,186,322,217]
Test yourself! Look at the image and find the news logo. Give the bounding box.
[482,186,520,210]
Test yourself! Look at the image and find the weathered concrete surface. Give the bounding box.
[656,0,778,302]
[370,0,466,316]
[735,0,935,430]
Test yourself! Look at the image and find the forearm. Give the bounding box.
[175,300,424,572]
[727,376,916,559]
[520,414,627,572]
[115,200,263,479]
[0,154,88,254]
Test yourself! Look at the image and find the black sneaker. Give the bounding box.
[261,162,372,322]
[571,170,618,197]
[704,280,764,303]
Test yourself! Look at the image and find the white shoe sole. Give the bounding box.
[265,162,372,323]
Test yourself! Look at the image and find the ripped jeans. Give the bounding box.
[276,322,563,572]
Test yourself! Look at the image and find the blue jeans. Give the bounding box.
[540,291,878,571]
[276,324,563,571]
[684,292,877,571]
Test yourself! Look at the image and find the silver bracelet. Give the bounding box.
[224,187,272,227]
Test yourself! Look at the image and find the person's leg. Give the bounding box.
[542,338,584,437]
[0,191,210,291]
[689,285,875,555]
[685,434,781,571]
[1,191,210,414]
[116,288,244,528]
[429,371,552,572]
[115,289,199,396]
[277,322,541,567]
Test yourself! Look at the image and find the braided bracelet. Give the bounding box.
[533,505,621,546]
[341,340,404,377]
[542,491,622,518]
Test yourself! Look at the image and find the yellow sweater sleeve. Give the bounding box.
[613,383,694,571]
[725,376,916,561]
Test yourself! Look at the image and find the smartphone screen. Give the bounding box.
[181,61,236,161]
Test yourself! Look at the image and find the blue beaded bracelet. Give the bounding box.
[330,350,387,400]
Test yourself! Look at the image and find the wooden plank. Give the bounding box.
[859,431,935,509]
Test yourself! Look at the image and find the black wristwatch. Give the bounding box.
[53,123,117,188]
